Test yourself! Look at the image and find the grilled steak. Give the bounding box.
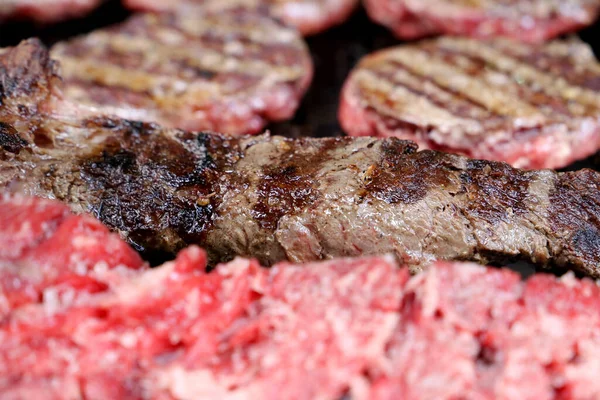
[123,0,359,36]
[340,37,600,170]
[4,39,600,277]
[4,197,600,399]
[363,0,600,42]
[0,0,102,23]
[49,8,313,135]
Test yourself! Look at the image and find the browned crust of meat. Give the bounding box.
[4,39,600,278]
[339,37,600,169]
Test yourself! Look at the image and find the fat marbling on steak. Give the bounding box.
[3,40,600,277]
[123,0,359,36]
[0,0,102,23]
[363,0,600,42]
[50,7,313,135]
[4,196,600,399]
[340,36,600,169]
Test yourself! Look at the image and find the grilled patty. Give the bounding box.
[0,0,102,23]
[364,0,600,42]
[123,0,359,36]
[4,39,600,277]
[340,36,600,169]
[50,8,313,135]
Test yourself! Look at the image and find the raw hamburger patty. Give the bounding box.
[50,8,313,135]
[123,0,359,36]
[0,0,102,23]
[340,36,600,169]
[363,0,600,42]
[3,198,600,399]
[4,39,600,277]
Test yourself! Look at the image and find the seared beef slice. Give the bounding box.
[4,40,600,277]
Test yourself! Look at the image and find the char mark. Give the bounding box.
[366,140,448,205]
[461,159,531,223]
[79,121,229,255]
[0,122,28,153]
[549,170,600,274]
[251,138,346,230]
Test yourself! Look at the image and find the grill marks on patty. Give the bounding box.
[123,0,359,36]
[341,37,600,169]
[50,9,313,134]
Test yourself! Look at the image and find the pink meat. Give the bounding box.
[122,0,358,36]
[363,0,600,42]
[3,196,600,399]
[49,9,314,136]
[339,37,600,169]
[0,0,103,23]
[0,195,145,316]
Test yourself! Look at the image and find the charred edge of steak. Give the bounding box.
[0,122,28,154]
[78,116,240,256]
[549,169,600,277]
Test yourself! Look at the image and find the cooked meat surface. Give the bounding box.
[4,40,600,277]
[3,196,600,399]
[363,0,600,42]
[123,0,359,36]
[340,37,600,169]
[0,0,102,23]
[50,8,313,135]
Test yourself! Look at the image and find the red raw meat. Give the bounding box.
[3,196,600,399]
[363,0,600,42]
[0,195,145,316]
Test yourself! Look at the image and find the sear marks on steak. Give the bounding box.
[0,0,103,23]
[49,7,313,135]
[363,0,600,42]
[340,36,600,170]
[123,0,359,36]
[4,40,600,277]
[4,199,600,398]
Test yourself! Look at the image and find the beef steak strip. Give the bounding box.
[0,0,103,23]
[49,7,313,135]
[363,0,600,42]
[123,0,359,36]
[4,197,600,399]
[3,39,600,277]
[339,36,600,170]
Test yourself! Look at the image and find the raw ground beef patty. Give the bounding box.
[339,36,600,169]
[3,196,600,399]
[363,0,600,42]
[49,7,313,135]
[123,0,359,36]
